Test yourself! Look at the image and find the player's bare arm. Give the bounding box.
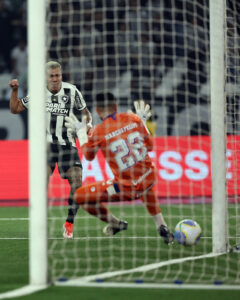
[9,79,25,114]
[82,107,93,132]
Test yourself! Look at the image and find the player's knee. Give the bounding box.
[146,204,161,216]
[71,180,82,191]
[67,173,82,188]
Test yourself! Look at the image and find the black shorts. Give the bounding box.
[48,143,82,179]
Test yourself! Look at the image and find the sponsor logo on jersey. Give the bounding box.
[132,169,152,186]
[46,103,69,116]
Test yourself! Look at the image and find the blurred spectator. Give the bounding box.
[115,22,134,73]
[0,0,14,71]
[10,0,27,41]
[65,47,93,90]
[126,0,149,41]
[226,22,240,83]
[79,15,103,59]
[47,25,59,60]
[92,43,106,91]
[92,42,116,93]
[130,34,156,101]
[11,39,28,93]
[94,7,104,33]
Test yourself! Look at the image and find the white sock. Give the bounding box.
[107,214,120,227]
[152,213,167,229]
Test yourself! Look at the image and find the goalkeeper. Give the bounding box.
[65,93,174,244]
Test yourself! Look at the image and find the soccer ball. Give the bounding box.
[174,219,201,246]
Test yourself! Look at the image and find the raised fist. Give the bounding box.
[9,79,19,91]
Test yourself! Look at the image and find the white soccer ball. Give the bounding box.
[174,219,201,246]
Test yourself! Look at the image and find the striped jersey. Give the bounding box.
[21,82,86,147]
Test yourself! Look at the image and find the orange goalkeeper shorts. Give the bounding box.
[74,177,161,216]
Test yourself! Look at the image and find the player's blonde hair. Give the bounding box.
[45,61,62,70]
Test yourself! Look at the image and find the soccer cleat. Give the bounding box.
[103,220,128,236]
[158,224,174,245]
[63,221,73,239]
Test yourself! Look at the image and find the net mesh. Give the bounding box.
[225,0,240,250]
[46,0,240,286]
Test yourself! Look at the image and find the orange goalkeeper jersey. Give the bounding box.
[81,112,156,190]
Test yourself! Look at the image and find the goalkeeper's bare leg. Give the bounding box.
[141,189,174,245]
[75,181,128,236]
[81,202,128,236]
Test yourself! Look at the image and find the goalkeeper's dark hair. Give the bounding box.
[95,92,117,109]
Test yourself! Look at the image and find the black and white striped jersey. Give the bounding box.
[21,82,86,147]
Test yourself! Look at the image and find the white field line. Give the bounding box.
[0,285,47,300]
[0,218,29,221]
[55,281,240,290]
[0,236,213,240]
[0,216,149,221]
[0,217,237,240]
[0,215,210,221]
[0,215,234,240]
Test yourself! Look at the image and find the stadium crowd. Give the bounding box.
[0,0,240,136]
[0,0,210,101]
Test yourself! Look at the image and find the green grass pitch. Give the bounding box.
[0,204,240,300]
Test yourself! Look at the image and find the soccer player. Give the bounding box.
[9,61,92,239]
[65,93,174,244]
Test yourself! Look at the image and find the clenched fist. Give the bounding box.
[9,79,19,91]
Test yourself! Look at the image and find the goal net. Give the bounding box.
[44,0,240,287]
[225,1,240,249]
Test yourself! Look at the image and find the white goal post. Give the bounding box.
[0,0,48,298]
[28,0,48,287]
[210,0,228,253]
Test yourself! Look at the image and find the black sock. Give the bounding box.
[66,197,80,224]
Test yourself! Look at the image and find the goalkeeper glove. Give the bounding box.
[65,113,88,146]
[133,100,152,123]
